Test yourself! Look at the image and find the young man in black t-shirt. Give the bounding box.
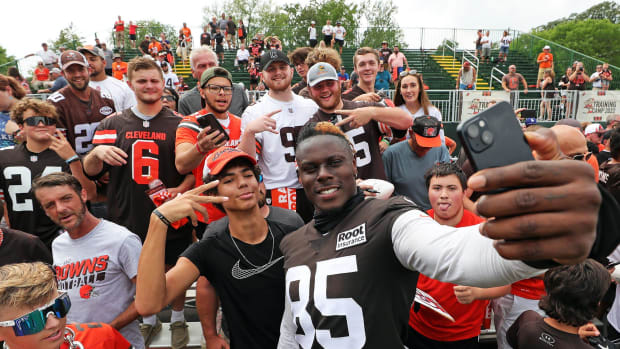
[136,147,303,349]
[276,122,615,347]
[305,62,411,180]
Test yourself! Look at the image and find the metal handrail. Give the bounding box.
[489,67,506,90]
[462,49,479,71]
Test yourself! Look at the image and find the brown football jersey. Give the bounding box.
[599,160,620,201]
[48,86,115,154]
[280,197,419,348]
[310,100,389,180]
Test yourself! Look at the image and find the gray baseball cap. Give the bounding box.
[78,46,105,59]
[307,62,338,87]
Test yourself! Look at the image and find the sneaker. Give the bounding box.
[140,318,162,347]
[170,321,189,349]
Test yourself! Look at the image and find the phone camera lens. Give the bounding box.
[478,120,486,128]
[467,124,479,138]
[481,130,494,145]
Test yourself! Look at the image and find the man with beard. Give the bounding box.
[0,98,95,249]
[48,50,115,155]
[33,172,144,349]
[238,50,319,222]
[79,46,136,113]
[178,46,248,117]
[175,67,241,226]
[306,62,411,181]
[83,57,194,348]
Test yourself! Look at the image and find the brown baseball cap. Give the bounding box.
[60,50,89,71]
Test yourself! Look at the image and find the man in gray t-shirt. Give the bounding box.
[101,43,114,76]
[382,116,450,210]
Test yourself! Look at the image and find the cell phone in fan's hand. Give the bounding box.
[457,101,534,174]
[196,113,230,143]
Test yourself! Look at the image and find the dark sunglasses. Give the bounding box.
[399,69,418,78]
[161,95,176,102]
[24,116,57,126]
[0,292,71,336]
[572,152,592,161]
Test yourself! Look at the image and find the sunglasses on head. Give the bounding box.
[399,69,418,78]
[0,292,71,336]
[572,152,592,161]
[24,116,57,126]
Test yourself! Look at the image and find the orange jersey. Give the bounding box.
[176,109,242,223]
[112,61,128,80]
[182,27,192,41]
[34,67,49,81]
[537,52,553,69]
[61,323,131,349]
[149,41,163,54]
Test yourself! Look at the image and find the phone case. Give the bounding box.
[197,113,230,143]
[457,101,533,172]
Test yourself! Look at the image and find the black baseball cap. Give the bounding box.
[260,50,290,71]
[412,116,442,148]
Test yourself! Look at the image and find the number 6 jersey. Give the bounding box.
[90,107,190,241]
[0,144,69,248]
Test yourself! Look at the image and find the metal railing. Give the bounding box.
[462,49,479,71]
[489,67,506,90]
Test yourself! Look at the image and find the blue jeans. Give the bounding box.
[460,83,475,90]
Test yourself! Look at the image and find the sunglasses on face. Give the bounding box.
[0,292,71,336]
[572,152,592,161]
[24,116,57,126]
[399,69,418,78]
[161,95,176,102]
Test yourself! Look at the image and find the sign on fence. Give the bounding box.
[576,91,620,122]
[460,90,510,121]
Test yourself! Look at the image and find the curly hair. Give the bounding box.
[539,259,611,327]
[288,47,313,66]
[0,262,58,310]
[0,74,26,100]
[295,121,354,158]
[10,98,58,124]
[305,48,341,70]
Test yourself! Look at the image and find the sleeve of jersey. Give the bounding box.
[390,210,544,287]
[277,297,299,349]
[176,116,200,147]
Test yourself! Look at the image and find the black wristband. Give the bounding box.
[153,209,171,226]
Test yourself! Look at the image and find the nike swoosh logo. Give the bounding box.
[231,256,284,280]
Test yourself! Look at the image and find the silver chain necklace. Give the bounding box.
[229,225,274,268]
[63,327,84,349]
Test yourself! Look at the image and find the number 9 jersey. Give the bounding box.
[90,108,190,241]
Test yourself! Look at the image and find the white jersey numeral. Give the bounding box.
[4,166,62,211]
[74,122,101,154]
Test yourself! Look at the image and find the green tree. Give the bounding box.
[535,1,620,31]
[51,23,84,51]
[202,0,274,39]
[533,19,620,66]
[359,0,404,49]
[0,45,16,74]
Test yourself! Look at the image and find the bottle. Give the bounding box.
[145,178,173,206]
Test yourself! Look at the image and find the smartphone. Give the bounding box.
[521,109,536,119]
[457,101,534,173]
[196,113,230,143]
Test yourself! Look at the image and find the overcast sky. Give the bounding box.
[2,0,604,66]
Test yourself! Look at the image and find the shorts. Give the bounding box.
[334,39,344,47]
[165,235,192,266]
[460,83,475,90]
[249,77,259,84]
[395,66,405,76]
[237,59,248,65]
[500,46,509,54]
[129,34,136,40]
[226,33,232,41]
[309,39,317,47]
[482,46,491,57]
[476,44,482,50]
[324,35,333,45]
[537,67,552,81]
[216,45,224,53]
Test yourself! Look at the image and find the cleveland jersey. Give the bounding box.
[310,100,390,180]
[49,86,115,154]
[0,144,68,248]
[90,108,191,241]
[280,197,419,348]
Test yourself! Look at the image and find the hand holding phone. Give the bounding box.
[196,113,230,144]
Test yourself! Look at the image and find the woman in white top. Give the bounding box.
[392,71,446,144]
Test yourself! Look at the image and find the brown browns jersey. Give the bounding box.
[599,160,620,202]
[309,100,390,180]
[279,197,419,348]
[48,86,115,155]
[342,85,367,101]
[0,144,69,248]
[89,108,191,241]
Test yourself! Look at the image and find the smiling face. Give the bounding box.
[0,292,67,349]
[21,109,56,144]
[128,68,164,105]
[399,75,420,106]
[428,174,465,225]
[35,184,87,232]
[262,61,293,92]
[354,53,379,86]
[63,64,90,91]
[308,79,341,112]
[296,134,357,212]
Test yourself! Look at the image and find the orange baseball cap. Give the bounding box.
[204,147,257,176]
[412,116,442,148]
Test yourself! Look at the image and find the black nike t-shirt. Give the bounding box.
[181,218,303,349]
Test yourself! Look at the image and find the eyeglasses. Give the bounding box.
[399,69,418,78]
[572,152,592,161]
[161,95,176,102]
[204,84,233,95]
[24,116,57,126]
[0,293,71,336]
